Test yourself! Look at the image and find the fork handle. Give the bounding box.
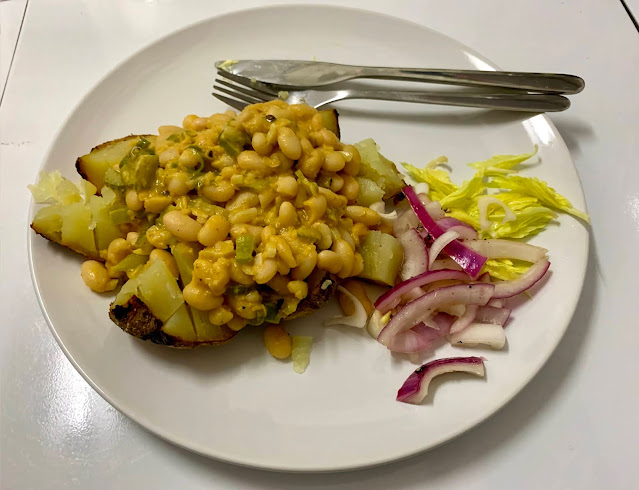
[342,90,570,112]
[359,67,584,95]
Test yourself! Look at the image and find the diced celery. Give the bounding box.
[219,126,250,158]
[296,227,321,243]
[112,253,149,273]
[109,207,131,225]
[235,234,255,264]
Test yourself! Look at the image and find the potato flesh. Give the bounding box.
[76,135,156,191]
[162,304,197,342]
[59,202,98,257]
[358,230,404,286]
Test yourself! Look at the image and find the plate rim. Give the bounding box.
[27,3,590,472]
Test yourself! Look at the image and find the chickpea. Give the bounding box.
[304,195,327,223]
[252,132,273,156]
[159,147,179,167]
[183,281,223,311]
[277,127,302,160]
[275,175,298,197]
[313,222,333,250]
[310,113,324,132]
[298,149,323,179]
[345,206,381,227]
[263,325,292,359]
[125,189,143,211]
[253,254,278,284]
[208,306,234,326]
[317,250,343,274]
[319,128,341,149]
[144,195,172,214]
[323,151,346,172]
[201,182,236,203]
[230,262,254,285]
[340,174,360,202]
[107,238,131,265]
[226,191,259,211]
[197,215,231,247]
[258,188,276,208]
[179,147,202,169]
[261,225,276,244]
[273,236,297,269]
[192,117,209,131]
[166,173,190,196]
[163,210,202,242]
[278,201,297,227]
[333,239,355,279]
[227,315,247,332]
[81,260,118,293]
[237,150,265,171]
[329,174,344,193]
[228,208,258,225]
[287,281,308,300]
[341,144,361,176]
[182,114,198,130]
[291,249,318,280]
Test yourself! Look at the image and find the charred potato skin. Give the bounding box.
[75,134,156,191]
[29,224,102,261]
[286,269,339,320]
[109,296,237,348]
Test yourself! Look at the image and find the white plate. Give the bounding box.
[29,5,589,471]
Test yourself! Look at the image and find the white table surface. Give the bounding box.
[2,1,638,488]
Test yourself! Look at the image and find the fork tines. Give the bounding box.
[213,69,278,110]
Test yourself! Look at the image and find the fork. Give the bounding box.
[213,70,571,112]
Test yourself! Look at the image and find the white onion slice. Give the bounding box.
[399,228,429,280]
[464,239,548,262]
[449,323,506,349]
[487,298,505,308]
[325,286,367,328]
[449,304,479,334]
[428,230,460,269]
[492,258,550,299]
[413,182,430,195]
[369,201,398,223]
[377,283,494,346]
[477,195,516,232]
[366,310,387,339]
[394,208,420,236]
[425,201,446,220]
[475,305,511,326]
[430,258,463,271]
[396,356,485,404]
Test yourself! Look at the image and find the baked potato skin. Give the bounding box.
[109,296,237,348]
[75,134,156,191]
[282,269,339,320]
[29,224,102,261]
[109,270,339,348]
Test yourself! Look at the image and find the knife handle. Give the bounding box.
[359,66,585,94]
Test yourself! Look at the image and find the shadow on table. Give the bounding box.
[151,234,598,488]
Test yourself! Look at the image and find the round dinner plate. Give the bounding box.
[29,5,589,471]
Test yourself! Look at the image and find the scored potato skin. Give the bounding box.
[286,269,339,320]
[109,296,237,348]
[29,224,103,261]
[75,134,155,188]
[109,270,339,348]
